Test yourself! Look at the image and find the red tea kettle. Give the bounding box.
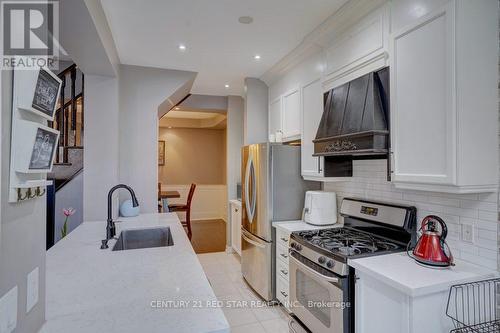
[412,215,454,268]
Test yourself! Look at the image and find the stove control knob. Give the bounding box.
[290,242,296,249]
[326,260,335,269]
[318,256,326,264]
[295,243,302,251]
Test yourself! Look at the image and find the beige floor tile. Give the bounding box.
[222,307,259,327]
[261,318,290,333]
[230,322,267,333]
[251,304,284,322]
[198,252,292,331]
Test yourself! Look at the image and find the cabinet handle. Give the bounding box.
[280,253,288,259]
[280,269,288,275]
[317,157,322,173]
[280,237,288,242]
[281,291,288,297]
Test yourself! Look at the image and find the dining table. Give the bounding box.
[159,190,181,212]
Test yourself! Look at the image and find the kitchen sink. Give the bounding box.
[112,227,174,251]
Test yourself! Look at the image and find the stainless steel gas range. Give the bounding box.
[288,198,417,333]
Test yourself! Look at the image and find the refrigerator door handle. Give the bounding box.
[241,229,266,249]
[244,155,256,223]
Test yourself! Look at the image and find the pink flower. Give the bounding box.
[63,208,75,217]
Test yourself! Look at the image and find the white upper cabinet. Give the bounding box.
[301,78,323,179]
[282,88,301,141]
[323,5,389,90]
[390,0,498,193]
[269,97,282,141]
[269,88,301,142]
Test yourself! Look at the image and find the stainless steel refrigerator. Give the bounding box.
[241,143,320,301]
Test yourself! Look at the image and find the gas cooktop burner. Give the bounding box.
[294,228,404,257]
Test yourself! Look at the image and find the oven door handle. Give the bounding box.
[290,254,339,284]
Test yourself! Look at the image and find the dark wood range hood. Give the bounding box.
[313,67,390,177]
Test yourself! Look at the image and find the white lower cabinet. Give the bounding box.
[275,228,291,311]
[355,271,452,333]
[230,200,241,256]
[390,0,498,193]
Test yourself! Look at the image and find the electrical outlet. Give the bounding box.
[26,267,39,313]
[0,286,17,333]
[461,224,474,243]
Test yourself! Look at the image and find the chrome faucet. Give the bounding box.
[100,184,139,249]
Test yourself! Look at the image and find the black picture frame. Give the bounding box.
[32,69,60,118]
[29,128,58,170]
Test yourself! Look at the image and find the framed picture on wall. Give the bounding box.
[158,140,166,166]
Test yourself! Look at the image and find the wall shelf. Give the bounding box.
[9,67,62,203]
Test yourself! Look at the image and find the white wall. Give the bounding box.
[1,70,46,333]
[59,0,117,76]
[227,96,244,201]
[119,65,197,213]
[55,172,84,243]
[226,96,244,247]
[83,74,120,221]
[158,127,226,185]
[244,78,268,145]
[162,184,227,221]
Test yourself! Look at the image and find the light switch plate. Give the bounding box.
[0,286,17,333]
[26,267,39,313]
[461,224,474,243]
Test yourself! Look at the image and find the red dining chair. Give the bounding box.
[168,184,196,240]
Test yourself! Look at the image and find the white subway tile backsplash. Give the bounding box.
[478,210,498,222]
[460,200,497,212]
[324,159,499,270]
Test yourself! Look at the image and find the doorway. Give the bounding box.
[158,109,227,253]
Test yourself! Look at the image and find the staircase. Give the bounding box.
[47,63,84,190]
[46,63,85,249]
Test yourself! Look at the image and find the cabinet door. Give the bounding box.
[235,207,241,255]
[390,3,456,185]
[282,88,301,140]
[231,204,241,255]
[269,97,282,141]
[301,78,323,178]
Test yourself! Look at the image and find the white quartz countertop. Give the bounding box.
[273,220,341,233]
[40,213,229,333]
[349,252,498,297]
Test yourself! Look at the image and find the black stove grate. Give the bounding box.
[294,228,404,258]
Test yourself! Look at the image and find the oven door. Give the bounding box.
[289,251,346,333]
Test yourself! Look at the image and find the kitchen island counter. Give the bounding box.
[40,213,229,333]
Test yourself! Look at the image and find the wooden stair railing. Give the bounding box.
[49,64,85,164]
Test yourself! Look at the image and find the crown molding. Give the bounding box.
[260,0,388,86]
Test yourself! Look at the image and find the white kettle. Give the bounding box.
[303,191,338,226]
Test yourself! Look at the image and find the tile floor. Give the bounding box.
[197,251,290,333]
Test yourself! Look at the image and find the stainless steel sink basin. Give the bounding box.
[112,227,174,251]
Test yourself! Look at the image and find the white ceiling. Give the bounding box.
[100,0,348,96]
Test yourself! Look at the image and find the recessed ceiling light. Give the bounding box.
[174,107,180,110]
[225,84,230,88]
[238,16,253,24]
[168,126,172,129]
[178,44,186,51]
[254,54,261,60]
